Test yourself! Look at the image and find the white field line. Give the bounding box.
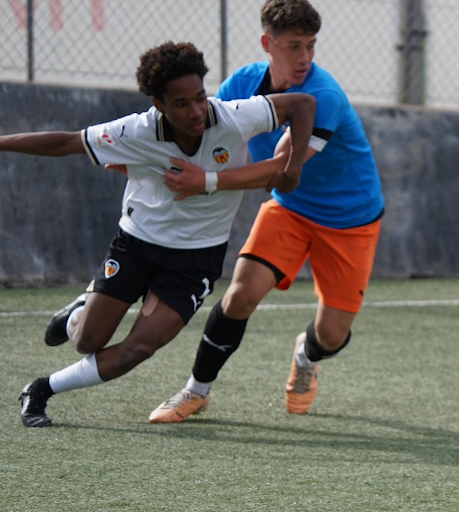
[2,299,459,318]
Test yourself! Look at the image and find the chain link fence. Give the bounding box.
[0,0,458,108]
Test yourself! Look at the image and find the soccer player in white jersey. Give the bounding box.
[3,41,315,427]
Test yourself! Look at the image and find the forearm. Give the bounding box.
[217,155,285,190]
[269,93,315,173]
[285,98,315,171]
[0,131,84,156]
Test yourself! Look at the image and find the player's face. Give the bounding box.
[155,74,208,141]
[261,30,316,90]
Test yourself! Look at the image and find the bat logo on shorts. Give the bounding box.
[105,259,120,279]
[212,147,230,164]
[190,278,212,311]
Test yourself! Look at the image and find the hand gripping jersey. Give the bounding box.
[82,96,278,249]
[217,62,384,229]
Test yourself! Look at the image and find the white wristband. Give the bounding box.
[205,171,219,193]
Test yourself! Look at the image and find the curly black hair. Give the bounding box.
[261,0,321,36]
[136,41,209,100]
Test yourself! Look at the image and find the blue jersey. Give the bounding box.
[217,61,384,229]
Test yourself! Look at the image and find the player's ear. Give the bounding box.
[261,33,270,53]
[154,98,165,113]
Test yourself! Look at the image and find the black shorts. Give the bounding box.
[93,230,227,324]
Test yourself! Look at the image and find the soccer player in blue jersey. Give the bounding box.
[149,0,384,422]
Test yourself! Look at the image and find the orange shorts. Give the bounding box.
[239,199,381,313]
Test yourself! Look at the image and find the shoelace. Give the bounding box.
[162,389,194,409]
[293,363,317,393]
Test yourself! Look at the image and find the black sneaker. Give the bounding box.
[44,293,88,346]
[18,382,52,428]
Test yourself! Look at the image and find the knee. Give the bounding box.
[71,330,106,355]
[130,340,158,362]
[71,319,117,354]
[223,285,258,318]
[315,324,349,352]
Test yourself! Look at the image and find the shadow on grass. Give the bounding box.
[52,412,459,467]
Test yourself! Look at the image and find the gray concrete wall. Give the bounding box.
[359,105,459,278]
[1,81,459,287]
[0,82,150,287]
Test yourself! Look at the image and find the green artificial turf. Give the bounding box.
[1,278,458,511]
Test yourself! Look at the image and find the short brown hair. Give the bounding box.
[261,0,321,37]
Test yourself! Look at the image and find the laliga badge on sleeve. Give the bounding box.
[94,126,118,148]
[105,259,120,279]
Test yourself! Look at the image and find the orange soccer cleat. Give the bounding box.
[149,389,210,423]
[285,332,319,414]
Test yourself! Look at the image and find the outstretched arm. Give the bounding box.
[0,131,85,156]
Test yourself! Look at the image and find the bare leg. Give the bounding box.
[222,257,278,318]
[68,292,132,354]
[314,301,356,351]
[95,291,184,381]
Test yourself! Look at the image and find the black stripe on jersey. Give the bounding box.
[313,127,333,141]
[206,101,217,128]
[262,95,279,130]
[256,68,288,95]
[156,111,166,141]
[83,129,100,165]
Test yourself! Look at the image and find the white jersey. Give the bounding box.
[82,96,278,249]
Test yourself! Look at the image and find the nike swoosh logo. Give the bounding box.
[202,334,233,352]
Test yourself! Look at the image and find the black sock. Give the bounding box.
[192,300,248,383]
[304,322,351,362]
[31,377,54,400]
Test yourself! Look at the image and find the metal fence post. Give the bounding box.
[397,0,428,105]
[27,0,34,82]
[220,0,228,84]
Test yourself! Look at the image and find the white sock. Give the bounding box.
[49,353,103,394]
[66,305,85,339]
[186,375,212,397]
[295,341,309,368]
